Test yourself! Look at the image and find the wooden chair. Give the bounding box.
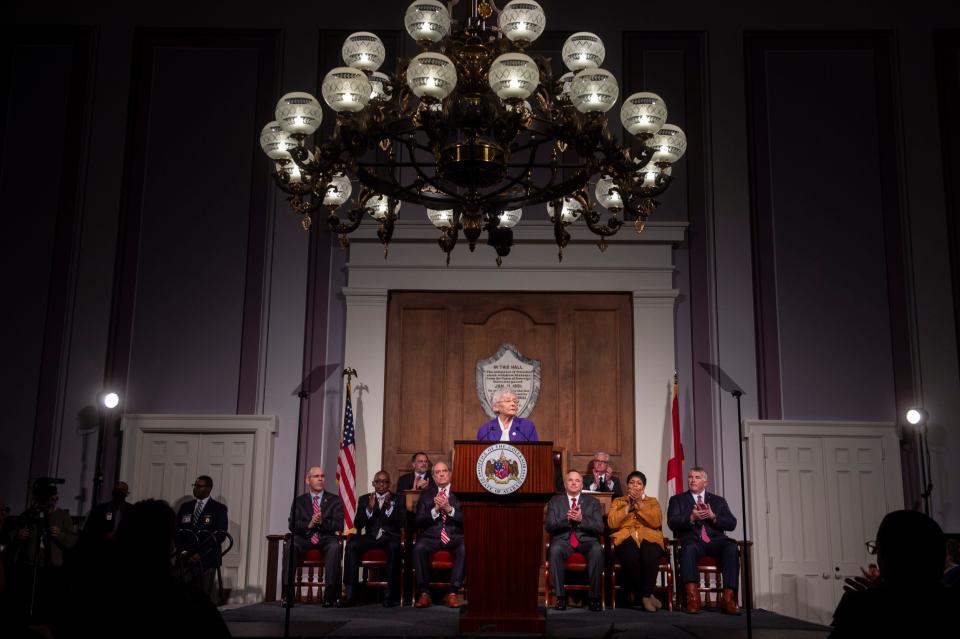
[610,551,674,610]
[544,545,605,608]
[359,547,396,603]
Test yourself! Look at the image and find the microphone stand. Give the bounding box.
[732,390,753,639]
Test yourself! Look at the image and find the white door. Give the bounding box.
[763,436,836,625]
[198,433,254,597]
[822,437,886,601]
[136,432,200,506]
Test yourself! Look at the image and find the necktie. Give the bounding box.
[698,495,710,543]
[439,488,450,545]
[193,500,203,525]
[598,475,605,488]
[311,495,320,544]
[569,497,580,549]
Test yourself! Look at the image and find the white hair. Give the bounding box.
[491,388,517,407]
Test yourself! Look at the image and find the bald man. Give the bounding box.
[281,466,344,607]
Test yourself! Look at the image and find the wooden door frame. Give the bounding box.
[119,414,277,603]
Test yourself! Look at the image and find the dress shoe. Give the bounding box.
[553,595,567,611]
[414,592,432,608]
[720,588,741,615]
[641,595,657,612]
[684,583,700,614]
[588,598,602,612]
[280,598,294,609]
[383,599,400,607]
[337,598,356,608]
[444,592,461,608]
[651,595,663,610]
[322,599,335,608]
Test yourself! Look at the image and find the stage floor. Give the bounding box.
[221,602,830,639]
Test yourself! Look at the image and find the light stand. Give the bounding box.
[731,390,753,639]
[906,408,933,516]
[284,388,308,639]
[93,392,120,506]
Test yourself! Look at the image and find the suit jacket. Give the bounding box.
[289,490,344,541]
[582,473,623,497]
[176,497,229,567]
[354,491,406,540]
[415,484,464,540]
[81,500,131,543]
[476,416,539,442]
[397,471,433,493]
[545,493,604,544]
[666,490,736,544]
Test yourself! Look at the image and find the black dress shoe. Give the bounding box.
[322,600,335,607]
[383,600,400,607]
[337,599,356,608]
[280,599,294,608]
[554,595,568,611]
[588,599,602,612]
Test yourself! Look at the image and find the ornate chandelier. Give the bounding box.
[260,0,687,265]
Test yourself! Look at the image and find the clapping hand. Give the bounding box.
[309,509,322,527]
[414,477,429,490]
[434,491,450,514]
[567,506,582,522]
[628,484,644,507]
[843,564,880,593]
[367,493,377,510]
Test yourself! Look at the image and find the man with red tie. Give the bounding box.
[545,470,604,611]
[667,466,741,615]
[412,461,464,608]
[281,466,344,607]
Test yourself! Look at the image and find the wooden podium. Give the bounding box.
[451,440,554,633]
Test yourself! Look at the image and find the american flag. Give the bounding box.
[337,380,357,531]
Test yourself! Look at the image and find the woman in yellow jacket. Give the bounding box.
[606,470,665,612]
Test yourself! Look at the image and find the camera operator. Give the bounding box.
[12,477,77,621]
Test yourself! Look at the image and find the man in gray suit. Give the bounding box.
[545,470,604,611]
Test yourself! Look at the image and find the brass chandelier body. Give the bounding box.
[261,0,687,265]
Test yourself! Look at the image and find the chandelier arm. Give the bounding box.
[582,207,624,238]
[327,205,365,237]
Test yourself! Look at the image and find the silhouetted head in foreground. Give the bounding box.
[876,509,944,587]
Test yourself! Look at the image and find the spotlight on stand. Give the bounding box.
[93,391,122,505]
[904,407,932,515]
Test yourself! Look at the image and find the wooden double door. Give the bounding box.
[382,292,635,482]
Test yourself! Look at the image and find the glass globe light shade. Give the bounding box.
[365,194,400,221]
[562,32,605,71]
[260,121,294,160]
[321,67,372,113]
[595,175,623,211]
[548,196,584,223]
[489,52,540,100]
[557,71,575,101]
[620,92,668,136]
[427,207,455,228]
[276,161,303,184]
[498,207,522,228]
[405,0,450,44]
[323,174,352,207]
[498,1,546,45]
[342,31,385,72]
[570,68,619,113]
[275,92,323,136]
[406,53,457,100]
[369,71,393,101]
[102,392,120,409]
[650,124,688,163]
[633,161,672,188]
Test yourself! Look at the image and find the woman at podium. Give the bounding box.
[476,390,539,442]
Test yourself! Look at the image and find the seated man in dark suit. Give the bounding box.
[175,475,228,604]
[397,452,433,492]
[413,461,464,608]
[341,470,405,607]
[582,451,623,497]
[282,466,344,607]
[667,466,740,614]
[546,470,605,611]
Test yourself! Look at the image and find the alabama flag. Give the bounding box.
[665,374,685,495]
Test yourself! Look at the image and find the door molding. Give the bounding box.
[744,419,903,616]
[119,414,277,603]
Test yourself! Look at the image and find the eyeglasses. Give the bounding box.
[865,540,877,555]
[192,483,210,489]
[372,478,389,484]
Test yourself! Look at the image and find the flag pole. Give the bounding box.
[339,368,358,536]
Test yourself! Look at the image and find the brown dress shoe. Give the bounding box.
[444,592,461,608]
[414,592,432,608]
[684,583,701,614]
[720,588,741,615]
